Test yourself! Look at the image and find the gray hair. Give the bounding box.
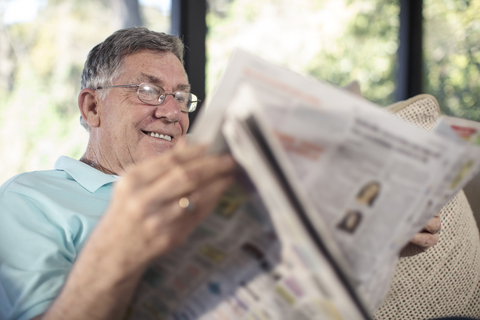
[80,27,185,130]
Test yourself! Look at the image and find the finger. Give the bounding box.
[140,154,236,210]
[189,174,236,223]
[410,232,439,251]
[148,153,235,202]
[160,175,235,234]
[174,136,188,149]
[146,175,235,253]
[143,144,208,176]
[122,144,209,187]
[422,215,441,234]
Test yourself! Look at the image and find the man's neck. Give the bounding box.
[79,156,118,175]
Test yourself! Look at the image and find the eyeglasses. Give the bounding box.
[94,82,200,113]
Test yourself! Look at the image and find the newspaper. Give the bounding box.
[125,49,480,319]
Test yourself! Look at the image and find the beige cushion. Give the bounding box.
[373,94,480,319]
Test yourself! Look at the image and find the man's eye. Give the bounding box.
[139,86,158,97]
[175,93,187,102]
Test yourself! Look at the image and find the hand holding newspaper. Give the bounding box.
[125,50,480,320]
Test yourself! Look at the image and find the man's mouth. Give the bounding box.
[143,131,172,141]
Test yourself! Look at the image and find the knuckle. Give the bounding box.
[123,169,143,186]
[129,196,144,209]
[176,166,200,185]
[168,152,183,166]
[420,236,431,248]
[114,179,128,194]
[423,233,439,248]
[425,217,441,233]
[124,197,148,218]
[424,216,441,233]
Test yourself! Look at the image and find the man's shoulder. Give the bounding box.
[0,157,116,219]
[0,163,112,228]
[0,169,71,196]
[0,170,81,237]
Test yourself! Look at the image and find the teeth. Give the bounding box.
[149,132,172,141]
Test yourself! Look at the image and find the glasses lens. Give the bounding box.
[138,83,163,105]
[174,92,198,112]
[188,94,198,112]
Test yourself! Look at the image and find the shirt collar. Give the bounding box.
[54,156,120,193]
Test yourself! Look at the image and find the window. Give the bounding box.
[207,0,400,106]
[424,0,480,120]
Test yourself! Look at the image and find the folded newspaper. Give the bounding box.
[125,50,480,320]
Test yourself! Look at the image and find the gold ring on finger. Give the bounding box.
[179,197,195,212]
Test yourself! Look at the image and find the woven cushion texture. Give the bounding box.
[373,95,480,319]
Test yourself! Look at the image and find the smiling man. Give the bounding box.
[79,50,191,174]
[0,27,236,320]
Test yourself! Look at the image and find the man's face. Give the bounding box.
[95,50,190,172]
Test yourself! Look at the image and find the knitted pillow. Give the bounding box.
[373,94,480,319]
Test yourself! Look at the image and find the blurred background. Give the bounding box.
[0,0,479,184]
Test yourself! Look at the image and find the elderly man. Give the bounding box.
[0,27,235,320]
[0,27,439,320]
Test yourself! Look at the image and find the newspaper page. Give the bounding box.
[191,49,480,309]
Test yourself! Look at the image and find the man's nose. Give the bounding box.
[154,95,181,122]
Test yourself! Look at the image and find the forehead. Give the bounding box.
[119,50,188,87]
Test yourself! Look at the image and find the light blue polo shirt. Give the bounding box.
[0,156,119,320]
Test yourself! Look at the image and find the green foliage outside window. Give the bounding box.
[206,0,399,107]
[424,0,480,120]
[207,0,480,120]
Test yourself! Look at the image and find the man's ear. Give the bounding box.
[78,88,101,128]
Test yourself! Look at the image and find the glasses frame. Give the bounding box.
[93,82,200,113]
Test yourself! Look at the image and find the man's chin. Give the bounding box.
[143,145,175,160]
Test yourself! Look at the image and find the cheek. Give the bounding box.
[101,97,131,126]
[108,111,134,134]
[102,110,144,149]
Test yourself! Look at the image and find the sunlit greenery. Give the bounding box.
[424,0,480,120]
[206,0,399,106]
[0,1,110,184]
[207,0,480,116]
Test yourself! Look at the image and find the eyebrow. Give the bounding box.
[138,73,191,92]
